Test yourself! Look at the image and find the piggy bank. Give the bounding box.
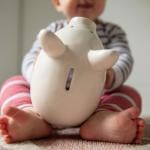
[31,17,119,128]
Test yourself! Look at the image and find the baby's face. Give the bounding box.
[55,0,106,21]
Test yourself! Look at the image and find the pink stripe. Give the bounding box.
[96,103,123,112]
[0,82,30,106]
[0,80,29,95]
[1,76,26,86]
[100,95,134,110]
[9,96,31,107]
[108,85,141,109]
[1,93,30,114]
[100,85,142,111]
[17,104,33,110]
[0,76,32,114]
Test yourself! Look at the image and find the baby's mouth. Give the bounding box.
[77,3,93,9]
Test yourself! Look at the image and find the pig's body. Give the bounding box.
[31,17,119,128]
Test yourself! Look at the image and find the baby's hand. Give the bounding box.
[105,68,115,89]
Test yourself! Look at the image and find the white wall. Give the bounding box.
[0,0,150,116]
[0,0,21,84]
[22,0,63,56]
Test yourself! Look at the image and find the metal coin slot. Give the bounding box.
[65,68,74,91]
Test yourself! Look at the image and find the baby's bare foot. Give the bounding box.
[0,106,52,143]
[80,107,145,144]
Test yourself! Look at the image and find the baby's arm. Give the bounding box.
[21,39,41,83]
[105,68,115,89]
[21,21,66,83]
[106,24,134,90]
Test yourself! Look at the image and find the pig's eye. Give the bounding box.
[90,31,93,34]
[65,68,74,91]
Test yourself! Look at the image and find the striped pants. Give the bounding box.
[0,76,142,115]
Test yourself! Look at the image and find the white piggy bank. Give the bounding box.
[31,17,119,128]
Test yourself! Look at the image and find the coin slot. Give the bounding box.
[65,68,74,91]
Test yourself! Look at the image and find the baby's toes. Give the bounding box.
[137,119,145,134]
[0,117,9,135]
[133,118,145,144]
[0,128,8,135]
[137,118,145,127]
[4,135,12,144]
[0,117,8,126]
[133,132,143,144]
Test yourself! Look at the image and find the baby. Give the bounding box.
[0,0,145,144]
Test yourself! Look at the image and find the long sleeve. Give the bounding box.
[21,39,41,83]
[21,20,67,83]
[97,21,134,91]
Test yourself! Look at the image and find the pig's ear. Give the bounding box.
[38,29,66,58]
[88,49,119,71]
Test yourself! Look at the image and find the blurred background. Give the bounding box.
[0,0,150,116]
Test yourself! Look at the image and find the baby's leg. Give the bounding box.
[80,85,145,144]
[0,76,52,143]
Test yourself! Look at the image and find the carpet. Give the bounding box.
[1,121,150,150]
